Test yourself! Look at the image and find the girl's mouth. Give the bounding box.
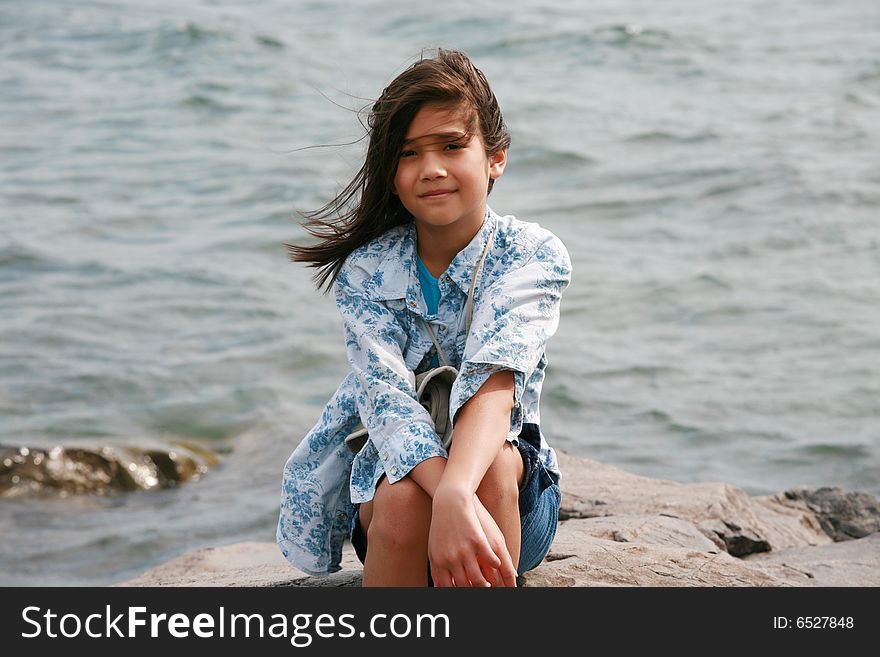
[421,190,454,199]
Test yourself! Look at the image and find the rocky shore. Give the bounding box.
[118,450,880,587]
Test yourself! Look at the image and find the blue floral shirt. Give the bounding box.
[276,206,572,575]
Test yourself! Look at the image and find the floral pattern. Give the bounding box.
[277,206,572,575]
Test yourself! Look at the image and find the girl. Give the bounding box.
[277,48,571,587]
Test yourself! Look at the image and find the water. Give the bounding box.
[1,0,878,585]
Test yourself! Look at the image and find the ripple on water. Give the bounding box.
[797,442,871,459]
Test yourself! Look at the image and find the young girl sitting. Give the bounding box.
[277,48,572,587]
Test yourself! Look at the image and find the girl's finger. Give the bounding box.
[477,555,501,587]
[463,558,491,588]
[498,556,518,587]
[477,542,502,570]
[485,539,517,587]
[450,565,470,589]
[431,566,453,588]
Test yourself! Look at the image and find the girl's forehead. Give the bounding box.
[405,104,473,143]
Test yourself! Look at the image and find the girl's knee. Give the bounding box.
[476,442,522,506]
[367,476,431,548]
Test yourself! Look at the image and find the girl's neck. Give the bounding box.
[415,209,486,278]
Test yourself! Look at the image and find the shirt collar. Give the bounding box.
[443,206,497,296]
[365,206,498,307]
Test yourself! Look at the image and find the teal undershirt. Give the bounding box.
[416,254,441,368]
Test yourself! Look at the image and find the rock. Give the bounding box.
[115,542,364,588]
[740,532,880,586]
[0,441,218,497]
[555,513,720,552]
[521,520,787,586]
[765,486,880,541]
[118,450,880,587]
[555,451,831,556]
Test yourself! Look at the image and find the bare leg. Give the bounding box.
[476,441,525,578]
[359,475,433,586]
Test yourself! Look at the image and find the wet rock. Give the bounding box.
[0,440,218,497]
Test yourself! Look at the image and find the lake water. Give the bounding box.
[1,0,878,585]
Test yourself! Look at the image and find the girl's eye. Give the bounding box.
[400,150,415,158]
[445,142,464,151]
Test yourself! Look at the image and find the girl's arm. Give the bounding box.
[448,232,572,451]
[408,370,513,495]
[437,370,515,494]
[333,266,449,494]
[409,447,518,588]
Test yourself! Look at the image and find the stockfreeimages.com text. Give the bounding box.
[21,605,450,646]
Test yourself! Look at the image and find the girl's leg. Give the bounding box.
[358,475,433,586]
[475,441,525,576]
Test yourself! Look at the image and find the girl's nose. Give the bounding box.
[419,152,446,180]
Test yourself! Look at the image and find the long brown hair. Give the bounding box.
[286,48,511,294]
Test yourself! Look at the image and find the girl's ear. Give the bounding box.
[488,149,507,180]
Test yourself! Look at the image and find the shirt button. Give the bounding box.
[390,465,399,476]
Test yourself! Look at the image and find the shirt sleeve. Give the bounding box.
[449,232,572,440]
[333,266,447,485]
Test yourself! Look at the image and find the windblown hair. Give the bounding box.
[286,48,511,294]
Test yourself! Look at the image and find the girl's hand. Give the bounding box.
[473,495,518,587]
[428,487,517,587]
[428,489,493,587]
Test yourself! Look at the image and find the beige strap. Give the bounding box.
[465,226,494,333]
[423,320,451,367]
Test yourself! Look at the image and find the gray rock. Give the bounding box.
[764,486,880,541]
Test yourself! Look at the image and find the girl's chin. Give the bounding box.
[412,215,463,228]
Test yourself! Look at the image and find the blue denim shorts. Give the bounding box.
[349,423,561,584]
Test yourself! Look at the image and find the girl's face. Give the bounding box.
[392,103,506,234]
